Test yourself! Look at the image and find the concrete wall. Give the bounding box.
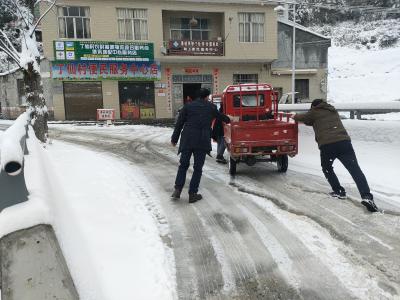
[0,72,24,119]
[272,22,331,69]
[0,63,55,120]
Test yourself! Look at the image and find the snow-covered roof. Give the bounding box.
[278,19,331,40]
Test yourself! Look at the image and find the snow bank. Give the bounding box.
[43,141,176,300]
[0,112,30,175]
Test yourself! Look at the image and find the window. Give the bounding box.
[117,8,148,40]
[233,74,259,84]
[58,6,91,39]
[17,79,26,105]
[233,94,265,107]
[238,13,264,42]
[295,79,309,102]
[170,18,210,40]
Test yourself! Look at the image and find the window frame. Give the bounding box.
[169,17,211,41]
[238,12,265,43]
[233,74,259,84]
[117,8,149,41]
[57,6,91,39]
[233,94,265,108]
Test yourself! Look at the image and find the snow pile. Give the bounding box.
[328,46,400,103]
[0,127,176,299]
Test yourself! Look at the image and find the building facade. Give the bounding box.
[38,0,331,121]
[0,70,27,119]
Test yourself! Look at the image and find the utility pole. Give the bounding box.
[291,1,296,104]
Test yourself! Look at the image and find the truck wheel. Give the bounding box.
[229,157,237,176]
[277,155,288,173]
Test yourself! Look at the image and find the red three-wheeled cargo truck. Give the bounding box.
[212,83,298,175]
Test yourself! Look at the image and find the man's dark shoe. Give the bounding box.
[171,188,181,200]
[361,199,379,213]
[216,156,227,164]
[329,191,347,199]
[189,193,203,203]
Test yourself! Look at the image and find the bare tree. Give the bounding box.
[0,0,56,142]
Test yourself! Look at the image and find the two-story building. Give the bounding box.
[39,0,331,121]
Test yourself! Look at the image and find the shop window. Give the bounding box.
[170,17,210,41]
[238,13,264,43]
[233,74,259,84]
[58,6,91,39]
[119,82,155,120]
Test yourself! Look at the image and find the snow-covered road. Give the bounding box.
[47,123,400,299]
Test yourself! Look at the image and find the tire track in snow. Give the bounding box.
[245,193,394,300]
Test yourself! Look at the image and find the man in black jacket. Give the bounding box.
[171,88,230,203]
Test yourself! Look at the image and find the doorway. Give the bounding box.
[64,82,103,120]
[183,83,202,104]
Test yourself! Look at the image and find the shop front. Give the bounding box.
[119,81,155,119]
[63,81,103,120]
[51,40,160,120]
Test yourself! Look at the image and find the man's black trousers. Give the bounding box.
[320,140,372,199]
[175,149,206,194]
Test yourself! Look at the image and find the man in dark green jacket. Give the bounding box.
[294,99,378,212]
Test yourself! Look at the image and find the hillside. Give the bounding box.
[297,2,400,105]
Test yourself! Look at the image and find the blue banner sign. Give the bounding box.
[52,61,161,80]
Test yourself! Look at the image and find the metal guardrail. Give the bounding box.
[278,101,400,119]
[0,115,30,212]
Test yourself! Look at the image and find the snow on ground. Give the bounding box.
[363,112,400,121]
[0,127,176,300]
[48,120,400,206]
[46,140,176,300]
[328,46,400,103]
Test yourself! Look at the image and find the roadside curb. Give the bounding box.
[0,224,79,300]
